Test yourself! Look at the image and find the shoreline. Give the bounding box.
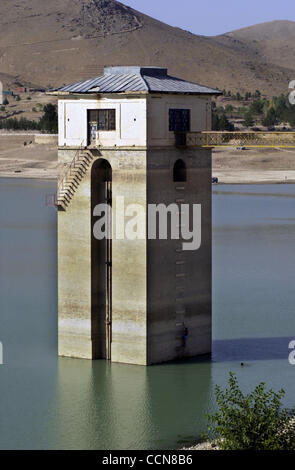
[213,170,295,185]
[1,135,295,184]
[182,440,219,451]
[0,133,58,181]
[0,173,57,181]
[1,173,295,185]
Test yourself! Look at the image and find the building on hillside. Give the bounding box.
[49,66,221,365]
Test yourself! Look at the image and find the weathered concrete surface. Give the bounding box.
[57,91,212,365]
[58,146,212,365]
[147,148,212,364]
[111,150,147,365]
[58,149,148,364]
[58,149,92,358]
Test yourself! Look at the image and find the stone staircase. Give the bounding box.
[57,148,97,211]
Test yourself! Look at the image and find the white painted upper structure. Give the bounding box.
[50,66,221,148]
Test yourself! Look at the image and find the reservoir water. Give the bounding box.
[0,179,295,450]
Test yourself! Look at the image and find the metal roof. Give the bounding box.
[51,66,221,95]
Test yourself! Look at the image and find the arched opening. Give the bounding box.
[91,159,112,360]
[173,159,187,182]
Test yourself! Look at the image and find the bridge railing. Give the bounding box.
[185,131,295,148]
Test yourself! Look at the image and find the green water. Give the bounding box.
[0,179,295,450]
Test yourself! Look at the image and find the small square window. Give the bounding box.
[169,109,191,132]
[88,109,116,145]
[98,109,116,131]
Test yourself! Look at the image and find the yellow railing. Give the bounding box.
[186,132,295,148]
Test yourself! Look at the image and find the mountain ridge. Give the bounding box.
[0,1,293,96]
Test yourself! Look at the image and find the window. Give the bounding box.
[173,159,187,182]
[169,109,191,132]
[97,109,116,131]
[88,109,116,145]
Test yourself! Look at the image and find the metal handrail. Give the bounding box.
[186,131,295,148]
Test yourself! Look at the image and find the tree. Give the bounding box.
[262,107,277,127]
[254,90,261,99]
[286,110,295,128]
[225,104,234,114]
[39,103,58,133]
[207,373,295,450]
[212,110,234,131]
[243,110,255,128]
[0,117,40,131]
[219,113,234,131]
[212,111,220,131]
[249,100,264,115]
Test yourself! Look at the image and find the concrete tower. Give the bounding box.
[50,66,221,365]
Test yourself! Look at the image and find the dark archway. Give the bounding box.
[91,159,112,360]
[173,159,187,182]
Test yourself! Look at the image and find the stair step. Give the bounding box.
[57,150,95,211]
[58,192,71,203]
[57,205,67,212]
[56,198,68,207]
[80,155,92,163]
[79,162,89,171]
[58,188,72,196]
[74,166,87,174]
[70,172,83,181]
[64,187,75,196]
[66,179,79,189]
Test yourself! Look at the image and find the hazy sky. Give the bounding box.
[122,0,294,36]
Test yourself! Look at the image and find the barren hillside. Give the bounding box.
[216,20,295,76]
[0,1,294,95]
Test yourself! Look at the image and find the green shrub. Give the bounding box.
[207,373,295,450]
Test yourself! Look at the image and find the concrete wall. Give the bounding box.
[57,92,212,365]
[58,147,211,365]
[58,149,148,364]
[147,148,212,364]
[58,95,147,148]
[147,94,211,147]
[0,133,57,145]
[58,149,92,358]
[34,134,58,145]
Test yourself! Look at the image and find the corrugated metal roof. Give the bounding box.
[51,66,221,95]
[144,74,219,94]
